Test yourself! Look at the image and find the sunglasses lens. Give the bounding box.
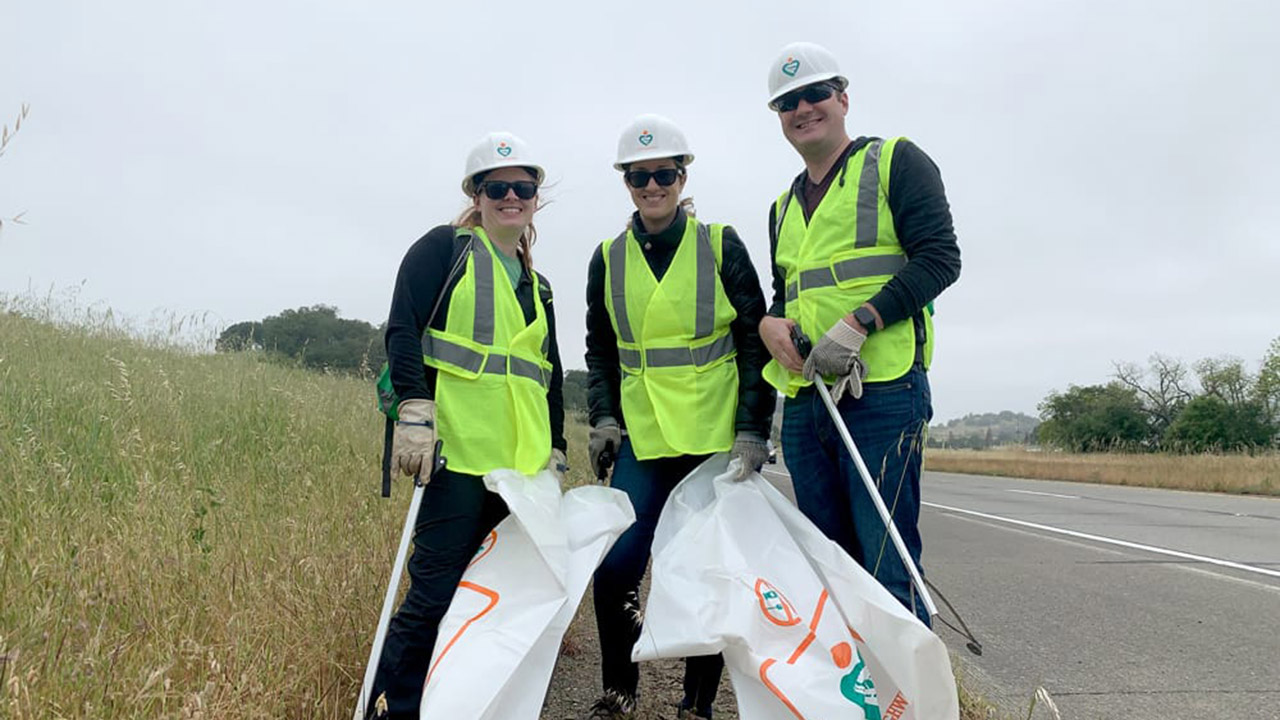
[626,169,680,188]
[775,83,835,112]
[482,181,537,200]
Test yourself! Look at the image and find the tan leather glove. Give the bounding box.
[546,448,568,483]
[801,318,869,402]
[392,398,436,478]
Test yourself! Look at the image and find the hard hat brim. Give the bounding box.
[612,151,695,172]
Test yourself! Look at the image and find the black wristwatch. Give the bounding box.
[852,306,878,335]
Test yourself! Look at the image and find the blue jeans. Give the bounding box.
[592,438,724,717]
[781,367,933,626]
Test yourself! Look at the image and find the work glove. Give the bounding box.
[730,432,770,481]
[801,318,869,403]
[546,448,568,484]
[392,398,436,478]
[589,418,622,480]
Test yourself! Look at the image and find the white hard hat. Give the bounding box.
[613,114,695,171]
[766,42,848,109]
[461,131,545,195]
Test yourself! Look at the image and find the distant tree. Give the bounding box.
[1164,396,1275,453]
[1256,337,1280,427]
[1112,354,1193,443]
[1194,356,1253,407]
[1037,383,1152,452]
[563,369,589,417]
[215,320,263,352]
[217,305,383,375]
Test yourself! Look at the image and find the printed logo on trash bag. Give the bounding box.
[839,653,881,719]
[754,578,801,626]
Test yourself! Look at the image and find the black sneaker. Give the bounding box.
[676,708,710,720]
[583,691,637,720]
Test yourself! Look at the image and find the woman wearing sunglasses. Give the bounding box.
[368,131,566,719]
[582,115,774,720]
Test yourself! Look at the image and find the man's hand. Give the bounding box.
[802,317,869,401]
[392,398,437,478]
[759,316,803,373]
[588,418,622,480]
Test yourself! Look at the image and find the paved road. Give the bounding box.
[760,465,1280,719]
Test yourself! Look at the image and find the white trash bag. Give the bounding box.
[419,469,635,719]
[634,455,958,720]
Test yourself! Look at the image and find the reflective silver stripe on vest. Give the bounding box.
[608,231,635,343]
[620,333,735,370]
[855,140,883,249]
[425,335,549,388]
[618,347,642,369]
[694,223,715,339]
[471,237,495,345]
[785,254,908,303]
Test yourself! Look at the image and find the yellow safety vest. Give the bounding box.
[602,218,738,460]
[423,227,552,475]
[764,137,934,397]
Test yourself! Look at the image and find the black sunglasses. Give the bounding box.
[479,180,538,200]
[770,82,838,113]
[624,168,682,189]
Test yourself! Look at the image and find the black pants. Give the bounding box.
[366,468,508,719]
[593,441,724,717]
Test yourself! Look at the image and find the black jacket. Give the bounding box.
[384,225,566,452]
[766,137,961,330]
[585,208,774,439]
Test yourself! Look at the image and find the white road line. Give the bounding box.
[1004,488,1079,500]
[924,501,1280,580]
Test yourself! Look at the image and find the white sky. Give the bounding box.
[2,0,1278,422]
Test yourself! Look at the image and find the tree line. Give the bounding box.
[1037,338,1280,453]
[217,308,1278,454]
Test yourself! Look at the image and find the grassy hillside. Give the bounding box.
[1,308,1002,719]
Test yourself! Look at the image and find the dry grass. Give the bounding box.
[925,447,1279,496]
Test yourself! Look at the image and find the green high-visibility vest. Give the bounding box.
[423,226,552,475]
[764,137,935,397]
[602,217,738,460]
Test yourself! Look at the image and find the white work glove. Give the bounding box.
[588,418,622,480]
[392,398,437,478]
[801,318,869,402]
[729,433,770,481]
[546,448,568,483]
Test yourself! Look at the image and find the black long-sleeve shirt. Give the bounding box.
[384,224,566,452]
[585,208,775,439]
[767,137,961,328]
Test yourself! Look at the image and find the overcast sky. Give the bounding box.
[2,0,1278,422]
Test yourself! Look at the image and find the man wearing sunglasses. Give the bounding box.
[758,42,961,627]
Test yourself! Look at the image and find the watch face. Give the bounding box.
[855,308,875,331]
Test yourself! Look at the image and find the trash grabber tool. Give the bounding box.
[812,377,937,618]
[789,324,936,617]
[353,440,446,720]
[596,448,614,484]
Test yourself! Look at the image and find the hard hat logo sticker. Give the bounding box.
[638,131,654,146]
[782,57,800,77]
[496,142,512,157]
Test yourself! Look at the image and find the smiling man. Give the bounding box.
[757,42,961,626]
